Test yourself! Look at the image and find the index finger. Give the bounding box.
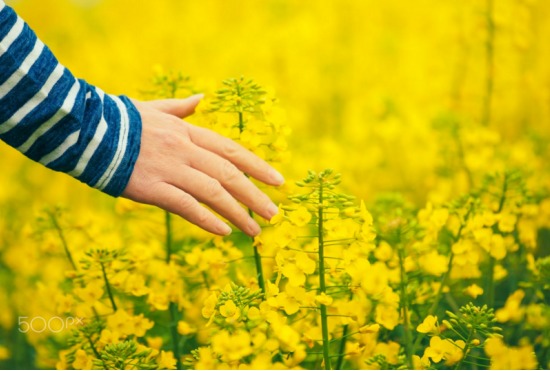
[187,124,285,186]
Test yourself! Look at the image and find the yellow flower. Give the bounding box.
[275,325,302,352]
[194,347,217,370]
[525,304,549,330]
[416,315,439,334]
[72,349,92,370]
[496,290,525,323]
[361,262,390,297]
[177,321,196,335]
[360,200,374,226]
[498,212,517,233]
[73,280,104,304]
[157,350,177,370]
[267,292,300,315]
[315,292,333,306]
[246,306,261,321]
[489,234,507,260]
[374,241,394,262]
[98,329,121,347]
[375,304,400,330]
[211,330,253,363]
[359,323,380,334]
[219,299,241,322]
[133,313,154,337]
[287,206,312,227]
[201,293,218,319]
[148,291,170,311]
[423,336,465,365]
[107,310,134,336]
[125,274,149,296]
[303,326,322,347]
[345,342,364,356]
[273,221,297,248]
[485,337,538,369]
[146,336,164,350]
[280,252,316,286]
[412,354,431,370]
[0,346,10,361]
[55,293,75,314]
[444,339,466,366]
[373,341,400,365]
[464,284,484,299]
[269,205,285,224]
[418,250,448,276]
[324,218,358,240]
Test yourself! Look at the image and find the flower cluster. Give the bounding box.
[1,48,550,371]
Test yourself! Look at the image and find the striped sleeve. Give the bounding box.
[0,1,141,197]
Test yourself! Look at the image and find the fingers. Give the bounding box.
[186,144,278,222]
[144,94,204,118]
[168,165,262,236]
[147,182,232,236]
[126,97,284,237]
[187,124,285,186]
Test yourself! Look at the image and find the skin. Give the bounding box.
[122,94,284,237]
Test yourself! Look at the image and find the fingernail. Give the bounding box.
[267,202,279,219]
[270,169,285,185]
[218,222,232,236]
[248,219,261,236]
[191,93,205,100]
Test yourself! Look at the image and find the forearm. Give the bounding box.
[0,1,141,196]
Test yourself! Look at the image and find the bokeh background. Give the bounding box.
[3,0,550,205]
[1,0,550,368]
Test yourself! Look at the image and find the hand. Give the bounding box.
[122,95,284,237]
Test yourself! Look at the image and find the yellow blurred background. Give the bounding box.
[2,0,549,209]
[2,0,550,368]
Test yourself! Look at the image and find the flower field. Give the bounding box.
[1,0,550,369]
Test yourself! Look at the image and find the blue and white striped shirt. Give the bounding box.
[0,1,141,197]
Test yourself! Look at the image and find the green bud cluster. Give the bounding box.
[446,303,501,340]
[289,170,356,214]
[208,77,267,114]
[93,341,157,370]
[80,248,127,269]
[145,69,193,99]
[216,283,263,310]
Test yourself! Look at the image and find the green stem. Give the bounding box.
[86,334,103,360]
[165,212,173,263]
[335,291,353,370]
[99,261,117,312]
[482,0,495,126]
[250,207,266,293]
[47,211,102,319]
[486,173,508,308]
[413,205,472,355]
[318,181,332,370]
[169,302,182,370]
[238,111,245,133]
[397,243,414,369]
[48,211,77,270]
[455,329,474,369]
[164,211,182,370]
[335,325,349,369]
[237,101,266,293]
[486,256,495,308]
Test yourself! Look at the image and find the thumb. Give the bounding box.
[142,94,204,118]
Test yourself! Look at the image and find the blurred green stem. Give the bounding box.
[237,97,266,293]
[318,180,332,370]
[165,211,182,369]
[482,0,494,126]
